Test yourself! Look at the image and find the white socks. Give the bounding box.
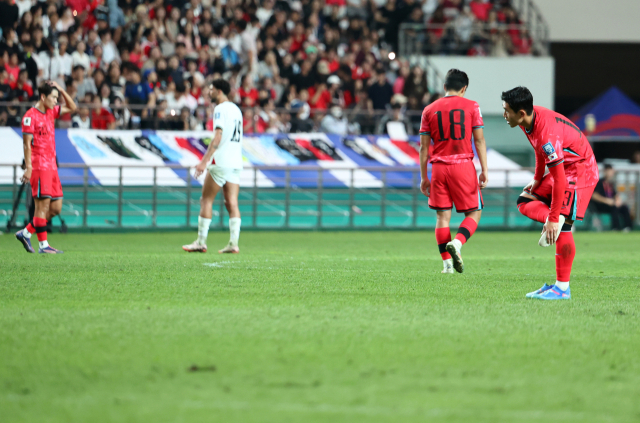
[196,216,240,245]
[443,258,453,268]
[555,281,570,291]
[229,217,241,244]
[197,216,212,245]
[22,227,32,239]
[39,240,49,249]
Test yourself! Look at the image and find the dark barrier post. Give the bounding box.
[317,169,323,229]
[152,166,157,227]
[83,167,88,227]
[252,168,258,228]
[381,170,387,227]
[186,170,192,227]
[504,170,510,228]
[412,170,418,228]
[349,169,355,228]
[118,166,123,227]
[12,165,17,214]
[636,171,640,225]
[285,169,291,228]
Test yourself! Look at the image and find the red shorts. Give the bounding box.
[429,161,483,213]
[30,169,64,200]
[527,173,596,221]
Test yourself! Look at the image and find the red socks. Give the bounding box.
[555,231,575,282]
[455,217,478,245]
[518,200,549,224]
[34,217,47,242]
[435,227,451,260]
[26,222,36,234]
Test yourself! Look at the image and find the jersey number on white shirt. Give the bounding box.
[230,121,242,143]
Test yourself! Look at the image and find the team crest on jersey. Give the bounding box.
[23,117,31,126]
[542,142,558,161]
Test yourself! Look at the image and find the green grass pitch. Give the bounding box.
[1,230,639,422]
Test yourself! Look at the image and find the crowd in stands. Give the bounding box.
[0,0,532,134]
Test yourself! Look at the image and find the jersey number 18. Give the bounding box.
[435,109,465,141]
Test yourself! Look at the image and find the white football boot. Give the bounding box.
[539,215,566,247]
[441,259,454,274]
[445,239,464,273]
[182,240,207,253]
[218,241,239,254]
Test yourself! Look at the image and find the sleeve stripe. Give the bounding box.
[547,159,564,168]
[472,126,484,128]
[419,132,431,135]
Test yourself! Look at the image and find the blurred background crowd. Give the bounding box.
[1,0,532,134]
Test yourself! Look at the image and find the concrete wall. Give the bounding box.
[534,0,640,43]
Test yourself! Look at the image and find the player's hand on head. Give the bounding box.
[420,179,430,197]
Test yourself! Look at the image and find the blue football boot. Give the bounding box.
[15,230,35,253]
[532,285,571,300]
[525,283,554,298]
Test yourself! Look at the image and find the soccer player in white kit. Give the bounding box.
[183,79,244,253]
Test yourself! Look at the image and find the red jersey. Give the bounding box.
[21,105,61,171]
[419,95,484,164]
[521,106,598,189]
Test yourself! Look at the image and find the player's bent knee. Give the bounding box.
[517,195,534,206]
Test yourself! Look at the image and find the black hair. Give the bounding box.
[501,86,534,116]
[236,20,247,31]
[604,164,613,170]
[444,68,469,92]
[212,79,231,95]
[38,83,58,99]
[73,64,85,72]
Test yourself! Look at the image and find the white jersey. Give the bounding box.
[211,101,243,169]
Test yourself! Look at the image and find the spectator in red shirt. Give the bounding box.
[13,69,34,101]
[128,41,145,70]
[308,82,332,111]
[4,52,20,86]
[89,93,116,129]
[469,0,491,21]
[238,75,259,107]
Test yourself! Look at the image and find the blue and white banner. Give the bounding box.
[0,128,532,188]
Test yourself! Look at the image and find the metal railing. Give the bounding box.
[399,19,549,57]
[511,0,550,55]
[0,102,430,134]
[2,164,638,231]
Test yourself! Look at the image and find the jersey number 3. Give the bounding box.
[231,121,242,142]
[435,110,465,141]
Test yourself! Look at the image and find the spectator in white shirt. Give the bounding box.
[72,105,92,129]
[99,29,120,64]
[72,41,91,71]
[38,35,72,85]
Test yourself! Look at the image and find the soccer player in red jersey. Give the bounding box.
[15,82,77,254]
[502,87,599,300]
[419,69,489,274]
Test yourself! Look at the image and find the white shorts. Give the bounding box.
[207,164,241,186]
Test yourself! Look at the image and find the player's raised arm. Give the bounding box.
[194,128,223,178]
[419,134,431,196]
[21,133,33,184]
[472,128,488,189]
[50,81,77,115]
